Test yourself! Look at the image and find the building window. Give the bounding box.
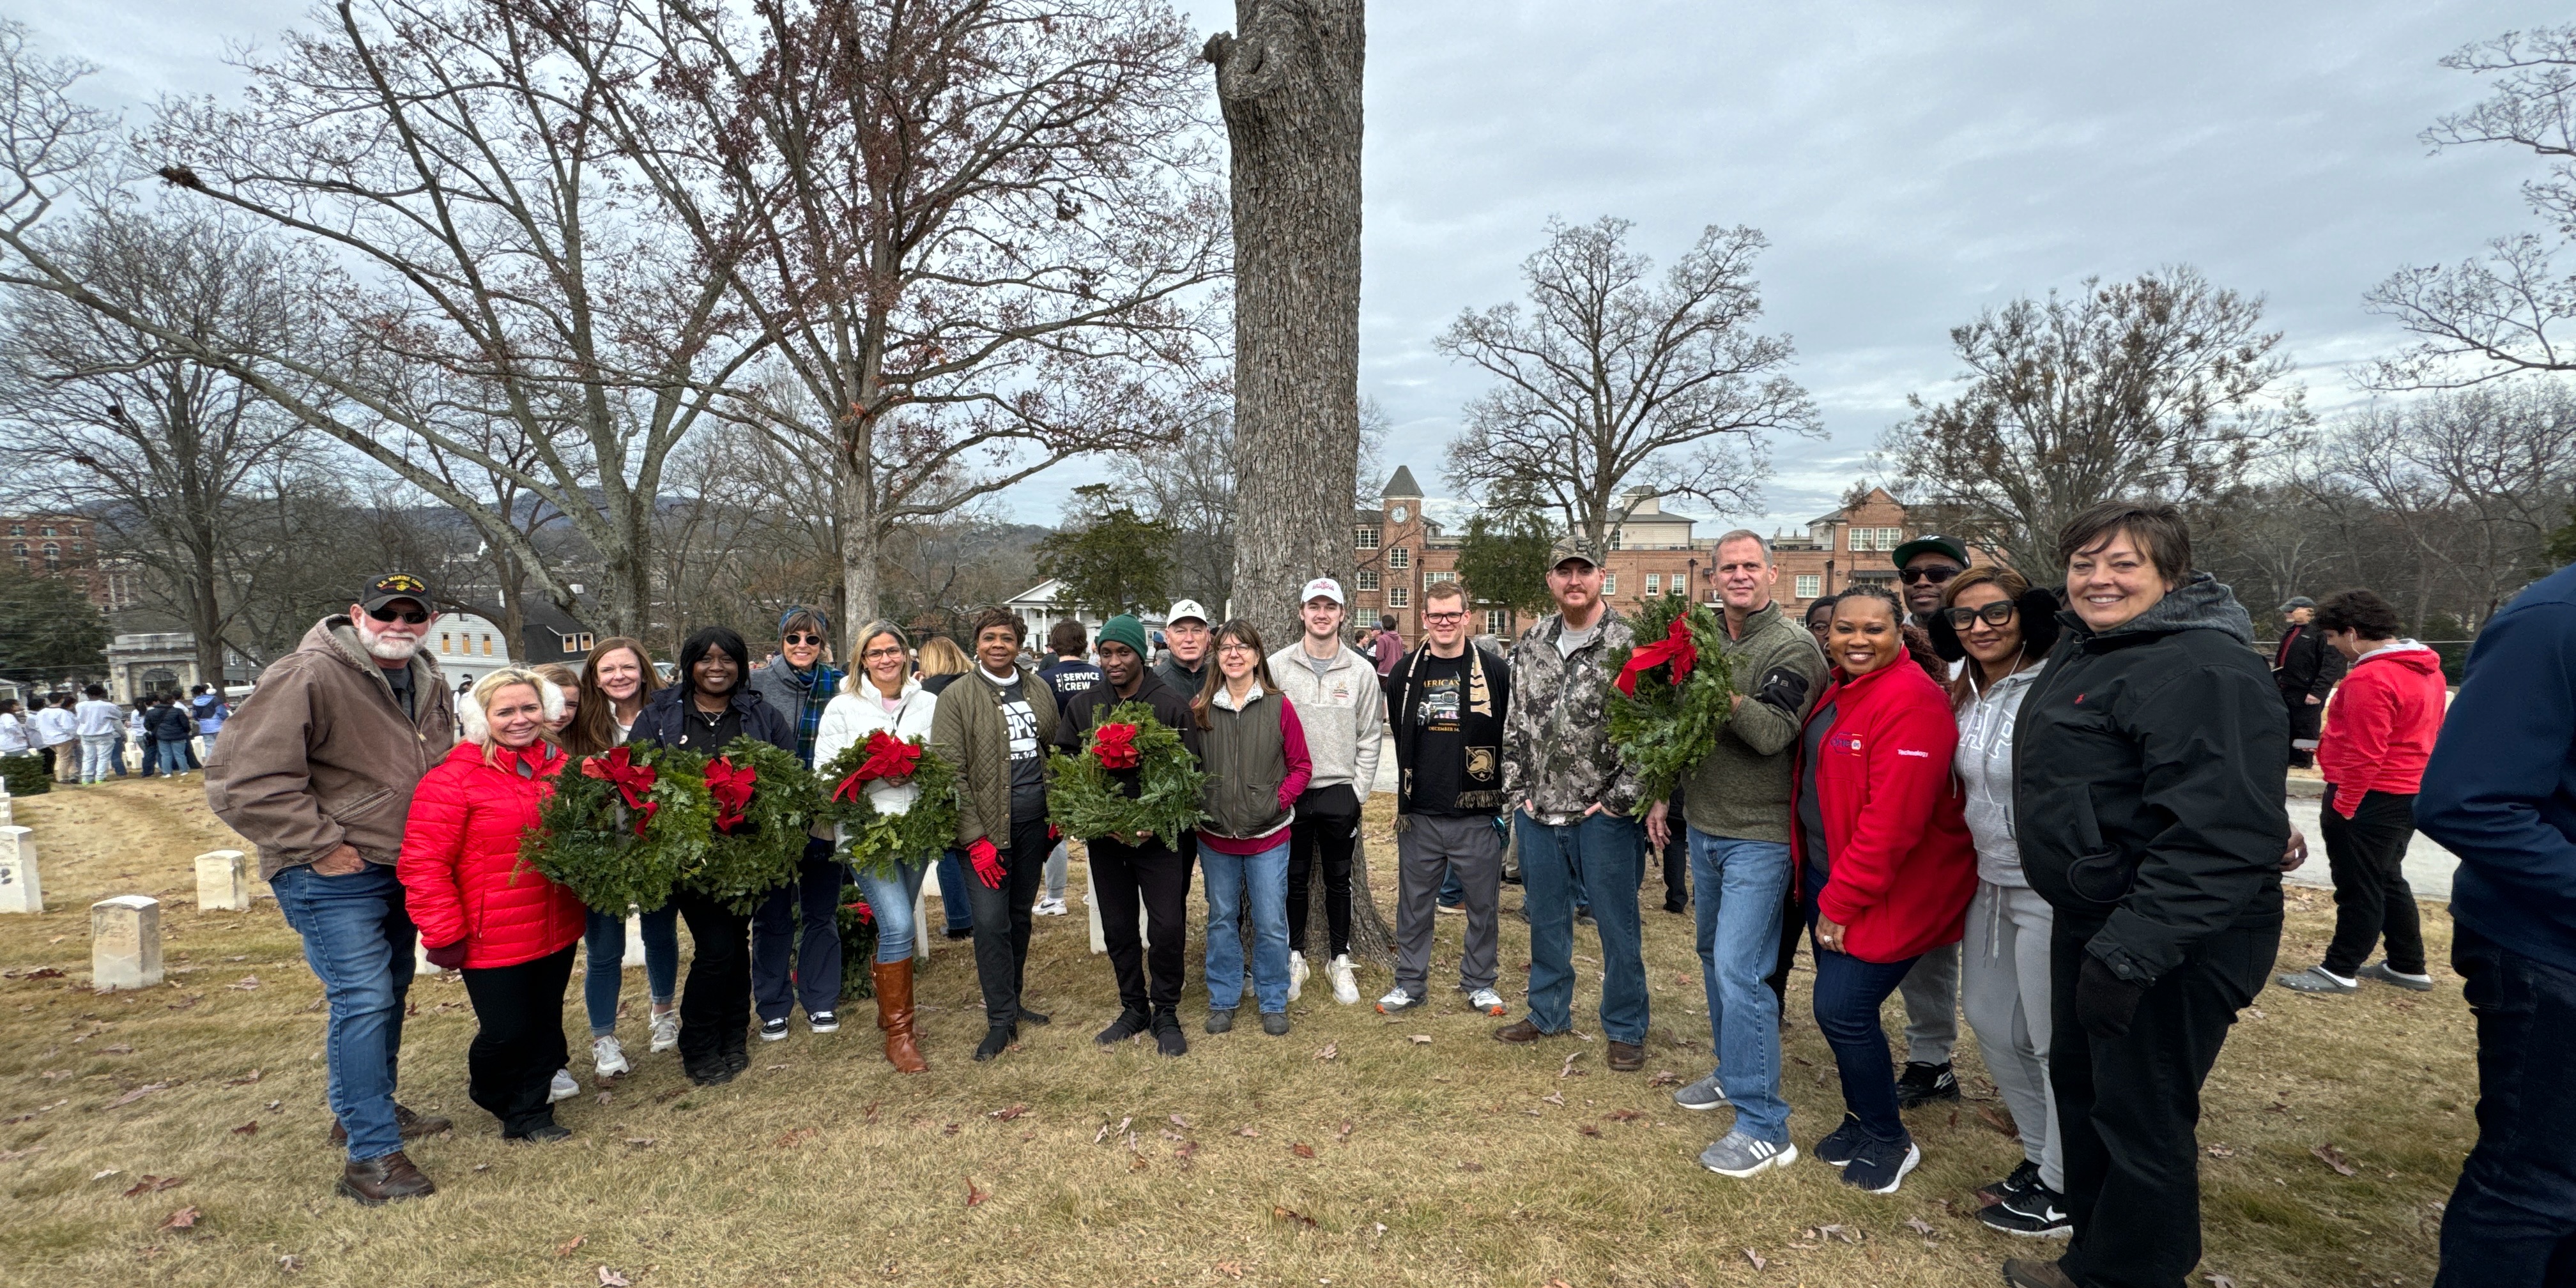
[1388,547,1409,571]
[1354,569,1379,591]
[38,526,54,537]
[6,525,19,537]
[1816,526,1834,551]
[1485,609,1512,636]
[480,635,493,656]
[439,633,452,654]
[1795,574,1821,599]
[1386,587,1409,608]
[575,633,594,653]
[1354,526,1379,550]
[1644,573,1660,595]
[1851,526,1903,553]
[1602,573,1618,595]
[1425,571,1454,584]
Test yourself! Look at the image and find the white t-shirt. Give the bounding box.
[75,699,123,737]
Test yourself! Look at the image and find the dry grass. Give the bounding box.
[0,776,2464,1287]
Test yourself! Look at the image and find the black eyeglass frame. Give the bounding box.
[1940,601,2020,630]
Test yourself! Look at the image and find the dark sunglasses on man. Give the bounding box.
[1899,564,1963,586]
[365,604,431,625]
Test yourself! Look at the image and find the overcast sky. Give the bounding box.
[21,0,2559,537]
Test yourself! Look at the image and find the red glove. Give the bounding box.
[1047,823,1061,842]
[969,838,1005,889]
[424,938,469,970]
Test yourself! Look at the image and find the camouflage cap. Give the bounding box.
[1548,534,1606,569]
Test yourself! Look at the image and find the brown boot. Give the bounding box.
[337,1150,435,1206]
[330,1103,453,1145]
[874,960,928,1074]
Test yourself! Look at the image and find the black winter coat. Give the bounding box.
[1054,670,1204,787]
[2271,622,2347,700]
[2016,573,2290,988]
[626,684,795,757]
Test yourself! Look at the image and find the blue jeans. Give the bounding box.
[853,856,931,965]
[270,864,416,1162]
[583,904,679,1037]
[1806,871,1920,1144]
[1689,830,1793,1144]
[1200,838,1291,1013]
[935,851,974,933]
[155,739,192,775]
[1518,811,1646,1043]
[2437,924,2576,1287]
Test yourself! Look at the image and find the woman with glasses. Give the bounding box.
[1928,569,2069,1237]
[745,609,852,1042]
[1193,620,1312,1037]
[815,620,942,1072]
[560,639,681,1078]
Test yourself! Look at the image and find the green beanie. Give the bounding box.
[1098,614,1149,658]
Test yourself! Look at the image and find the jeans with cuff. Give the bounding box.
[1687,829,1793,1144]
[1200,836,1291,1013]
[852,855,931,964]
[582,905,679,1038]
[270,862,417,1163]
[1517,811,1646,1043]
[1807,871,1919,1144]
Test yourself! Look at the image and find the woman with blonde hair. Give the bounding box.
[914,634,977,939]
[397,668,586,1141]
[815,620,943,1071]
[560,640,680,1078]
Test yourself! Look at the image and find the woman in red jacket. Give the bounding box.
[398,668,587,1142]
[2276,588,2450,996]
[1793,586,1977,1195]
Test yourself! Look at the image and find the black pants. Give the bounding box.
[1764,878,1803,1009]
[964,813,1050,1030]
[1092,836,1193,1015]
[2320,786,2426,977]
[2051,921,2276,1288]
[1657,786,1689,910]
[671,889,752,1068]
[1287,784,1361,960]
[2437,925,2576,1287]
[753,839,850,1021]
[459,944,576,1137]
[2283,689,2322,768]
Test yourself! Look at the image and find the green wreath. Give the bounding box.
[1605,594,1738,805]
[673,737,817,914]
[815,730,959,879]
[519,742,712,914]
[1045,700,1206,847]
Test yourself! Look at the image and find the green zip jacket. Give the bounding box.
[1679,600,1828,845]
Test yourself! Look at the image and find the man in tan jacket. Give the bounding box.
[206,574,456,1205]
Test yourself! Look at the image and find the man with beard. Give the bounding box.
[207,574,458,1205]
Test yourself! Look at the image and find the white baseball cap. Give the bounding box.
[1165,599,1209,626]
[1300,577,1346,606]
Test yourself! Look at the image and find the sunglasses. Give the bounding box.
[1899,565,1963,585]
[365,604,430,625]
[783,632,825,647]
[1941,602,2020,630]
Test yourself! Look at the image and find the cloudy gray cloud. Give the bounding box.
[26,0,2559,537]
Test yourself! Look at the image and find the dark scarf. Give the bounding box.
[1393,643,1506,814]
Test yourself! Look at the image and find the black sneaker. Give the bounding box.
[1015,1006,1051,1027]
[1893,1061,1958,1108]
[944,927,973,940]
[1260,1011,1291,1036]
[1204,1008,1236,1034]
[972,1025,1013,1061]
[759,1017,790,1042]
[507,1123,572,1144]
[1978,1158,2044,1206]
[1151,1012,1188,1057]
[1096,1008,1150,1045]
[1839,1133,1920,1194]
[807,1010,838,1034]
[1980,1184,2073,1238]
[1814,1112,1868,1168]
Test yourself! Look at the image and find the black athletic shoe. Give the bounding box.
[1204,1008,1235,1034]
[1980,1184,2073,1238]
[944,927,972,940]
[1015,1006,1051,1027]
[1893,1061,1959,1108]
[1260,1011,1291,1036]
[1839,1133,1920,1194]
[1151,1012,1188,1057]
[972,1025,1013,1061]
[1814,1112,1868,1167]
[1978,1158,2044,1206]
[1096,1009,1150,1045]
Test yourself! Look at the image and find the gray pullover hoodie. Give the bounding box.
[1954,659,2047,888]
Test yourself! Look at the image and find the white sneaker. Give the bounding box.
[1287,951,1307,1002]
[1328,954,1360,1006]
[648,1010,679,1053]
[549,1068,579,1102]
[1466,987,1507,1016]
[1376,986,1423,1014]
[591,1034,630,1078]
[1033,898,1068,917]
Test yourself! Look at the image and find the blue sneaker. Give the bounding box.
[1840,1133,1920,1194]
[1814,1112,1868,1168]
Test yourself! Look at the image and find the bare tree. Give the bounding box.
[1438,217,1820,546]
[529,0,1228,655]
[1880,265,2306,577]
[1121,410,1236,609]
[2367,26,2576,388]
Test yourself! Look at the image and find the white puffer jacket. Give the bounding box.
[815,678,940,843]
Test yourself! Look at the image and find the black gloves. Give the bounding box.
[2075,954,2150,1040]
[424,938,470,970]
[1752,666,1812,718]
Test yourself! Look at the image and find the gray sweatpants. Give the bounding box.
[1393,813,1501,995]
[1901,939,1959,1064]
[1960,880,2062,1190]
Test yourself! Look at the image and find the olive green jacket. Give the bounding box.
[1678,601,1828,845]
[928,663,1059,854]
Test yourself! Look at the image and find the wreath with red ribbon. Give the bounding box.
[679,737,816,912]
[520,742,713,914]
[1604,594,1736,804]
[1045,701,1205,846]
[813,729,959,878]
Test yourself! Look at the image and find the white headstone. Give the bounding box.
[415,938,442,976]
[0,795,13,827]
[91,895,163,990]
[1083,859,1151,956]
[623,911,647,968]
[194,850,252,912]
[912,880,935,962]
[0,825,40,914]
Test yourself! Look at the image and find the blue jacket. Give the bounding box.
[2417,562,2576,973]
[625,684,795,758]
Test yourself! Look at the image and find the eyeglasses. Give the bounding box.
[1941,602,2019,630]
[1423,612,1466,624]
[365,604,429,625]
[783,632,825,647]
[1218,643,1257,656]
[1899,565,1963,586]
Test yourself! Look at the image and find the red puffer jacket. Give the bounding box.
[2317,643,2449,817]
[1792,657,1978,963]
[397,740,585,969]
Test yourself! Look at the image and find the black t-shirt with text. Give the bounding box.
[1404,650,1480,815]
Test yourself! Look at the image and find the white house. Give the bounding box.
[431,611,514,692]
[1004,579,1168,649]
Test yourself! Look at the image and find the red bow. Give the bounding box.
[1613,617,1698,697]
[707,756,757,834]
[834,731,923,802]
[580,745,659,836]
[843,900,874,925]
[1092,722,1141,770]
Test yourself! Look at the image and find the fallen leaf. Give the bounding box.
[1541,1091,1565,1107]
[597,1269,629,1288]
[595,1091,612,1107]
[624,1138,654,1149]
[3,966,65,979]
[1335,1118,1354,1140]
[1646,1070,1680,1087]
[1236,1126,1259,1138]
[1290,1142,1316,1160]
[1547,1280,1573,1288]
[1095,1116,1133,1145]
[2204,1275,2238,1288]
[1271,1205,1317,1229]
[989,1103,1029,1121]
[1213,1261,1244,1279]
[2313,1143,2358,1176]
[159,1205,199,1232]
[122,1174,184,1197]
[224,1070,261,1085]
[1314,1042,1337,1061]
[231,1121,257,1136]
[1407,1034,1432,1045]
[555,1236,588,1257]
[773,1128,817,1148]
[1744,1248,1767,1271]
[941,1123,960,1137]
[1816,1223,1860,1244]
[91,1169,119,1180]
[1905,1217,1936,1237]
[1129,1154,1148,1172]
[0,1146,41,1161]
[1605,1108,1645,1123]
[1174,1140,1199,1161]
[278,1255,303,1272]
[1168,1114,1190,1129]
[1976,1105,2018,1137]
[228,975,260,990]
[1558,1051,1585,1078]
[965,1177,989,1207]
[107,1082,171,1107]
[1575,1124,1601,1137]
[2206,1144,2236,1159]
[265,1100,280,1111]
[473,1163,491,1172]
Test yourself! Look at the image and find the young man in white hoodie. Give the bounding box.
[1268,577,1383,1005]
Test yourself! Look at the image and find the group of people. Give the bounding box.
[0,684,227,783]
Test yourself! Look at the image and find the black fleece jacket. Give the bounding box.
[2015,573,2290,987]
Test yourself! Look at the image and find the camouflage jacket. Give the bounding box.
[1501,608,1641,823]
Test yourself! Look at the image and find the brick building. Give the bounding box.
[1348,476,1984,650]
[4,514,140,611]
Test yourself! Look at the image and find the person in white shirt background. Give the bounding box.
[73,684,125,783]
[0,698,31,761]
[34,694,78,783]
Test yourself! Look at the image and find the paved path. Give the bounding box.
[2285,795,2458,901]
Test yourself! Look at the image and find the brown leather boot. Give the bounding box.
[329,1103,453,1146]
[874,959,927,1074]
[337,1150,435,1206]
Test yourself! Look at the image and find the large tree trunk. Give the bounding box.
[838,429,883,661]
[1209,0,1390,965]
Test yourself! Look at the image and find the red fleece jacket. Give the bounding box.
[1791,659,1978,964]
[2318,644,2449,817]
